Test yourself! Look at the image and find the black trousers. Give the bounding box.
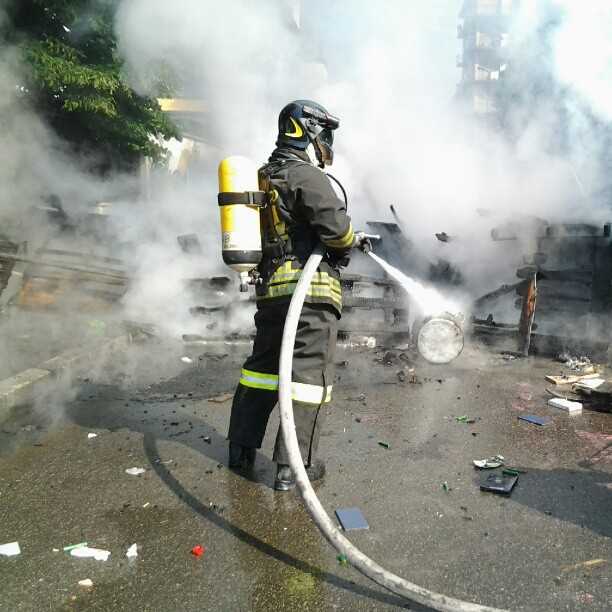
[228,301,338,465]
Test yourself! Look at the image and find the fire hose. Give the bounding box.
[278,244,508,612]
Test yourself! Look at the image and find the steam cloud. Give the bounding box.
[2,0,612,355]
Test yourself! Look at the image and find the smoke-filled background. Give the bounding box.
[116,0,612,304]
[2,0,612,353]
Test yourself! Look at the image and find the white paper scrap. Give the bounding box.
[0,542,21,557]
[87,433,98,439]
[126,543,138,558]
[70,547,111,561]
[78,579,93,587]
[180,356,193,364]
[125,467,146,476]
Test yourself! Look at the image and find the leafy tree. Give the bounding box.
[1,0,179,171]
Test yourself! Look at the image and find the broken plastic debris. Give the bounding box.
[573,377,605,390]
[125,467,146,476]
[442,481,450,492]
[561,559,607,573]
[480,473,518,495]
[78,579,93,588]
[455,415,469,422]
[63,542,87,552]
[335,507,369,530]
[548,397,582,414]
[70,547,110,561]
[0,542,21,557]
[518,414,551,426]
[207,393,233,403]
[142,502,150,508]
[473,455,505,469]
[180,356,193,364]
[87,433,98,439]
[337,553,349,566]
[126,543,138,558]
[191,545,205,557]
[52,548,60,553]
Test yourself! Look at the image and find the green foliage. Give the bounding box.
[3,0,179,169]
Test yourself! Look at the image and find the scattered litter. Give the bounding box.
[561,559,606,573]
[337,553,349,566]
[0,542,21,557]
[545,372,600,385]
[70,547,110,561]
[142,502,150,508]
[480,472,518,495]
[52,548,59,553]
[573,378,605,391]
[518,414,552,426]
[191,545,205,557]
[207,393,233,403]
[78,579,93,588]
[125,467,146,476]
[441,481,450,492]
[556,352,592,371]
[126,544,138,558]
[455,415,468,422]
[502,468,520,477]
[382,351,397,365]
[63,542,87,552]
[335,507,369,530]
[397,367,418,384]
[377,441,390,449]
[87,433,98,439]
[548,397,582,414]
[180,356,193,364]
[202,436,211,444]
[473,455,505,469]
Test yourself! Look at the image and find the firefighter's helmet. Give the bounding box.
[276,99,339,167]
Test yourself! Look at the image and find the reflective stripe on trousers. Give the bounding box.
[239,368,332,404]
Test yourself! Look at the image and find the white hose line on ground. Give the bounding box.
[278,245,508,612]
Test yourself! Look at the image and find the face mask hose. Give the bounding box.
[277,243,508,612]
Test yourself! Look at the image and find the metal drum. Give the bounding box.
[415,312,464,364]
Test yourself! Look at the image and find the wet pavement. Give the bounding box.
[1,339,611,611]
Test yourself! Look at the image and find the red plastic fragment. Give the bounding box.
[191,545,205,557]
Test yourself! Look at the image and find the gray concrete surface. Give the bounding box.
[0,339,611,611]
[0,334,129,421]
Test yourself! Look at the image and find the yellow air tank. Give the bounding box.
[217,156,264,290]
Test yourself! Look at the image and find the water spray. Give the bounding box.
[367,251,465,364]
[278,244,505,611]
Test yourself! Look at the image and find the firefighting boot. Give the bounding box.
[274,460,326,491]
[228,442,256,470]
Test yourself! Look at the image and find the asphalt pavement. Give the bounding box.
[0,339,611,611]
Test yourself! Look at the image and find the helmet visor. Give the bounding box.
[319,128,334,147]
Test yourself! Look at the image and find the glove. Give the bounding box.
[354,231,373,254]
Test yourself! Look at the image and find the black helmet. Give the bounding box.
[276,99,339,167]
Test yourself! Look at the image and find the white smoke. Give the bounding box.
[115,0,612,310]
[2,0,612,351]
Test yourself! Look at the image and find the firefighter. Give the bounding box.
[227,99,370,491]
